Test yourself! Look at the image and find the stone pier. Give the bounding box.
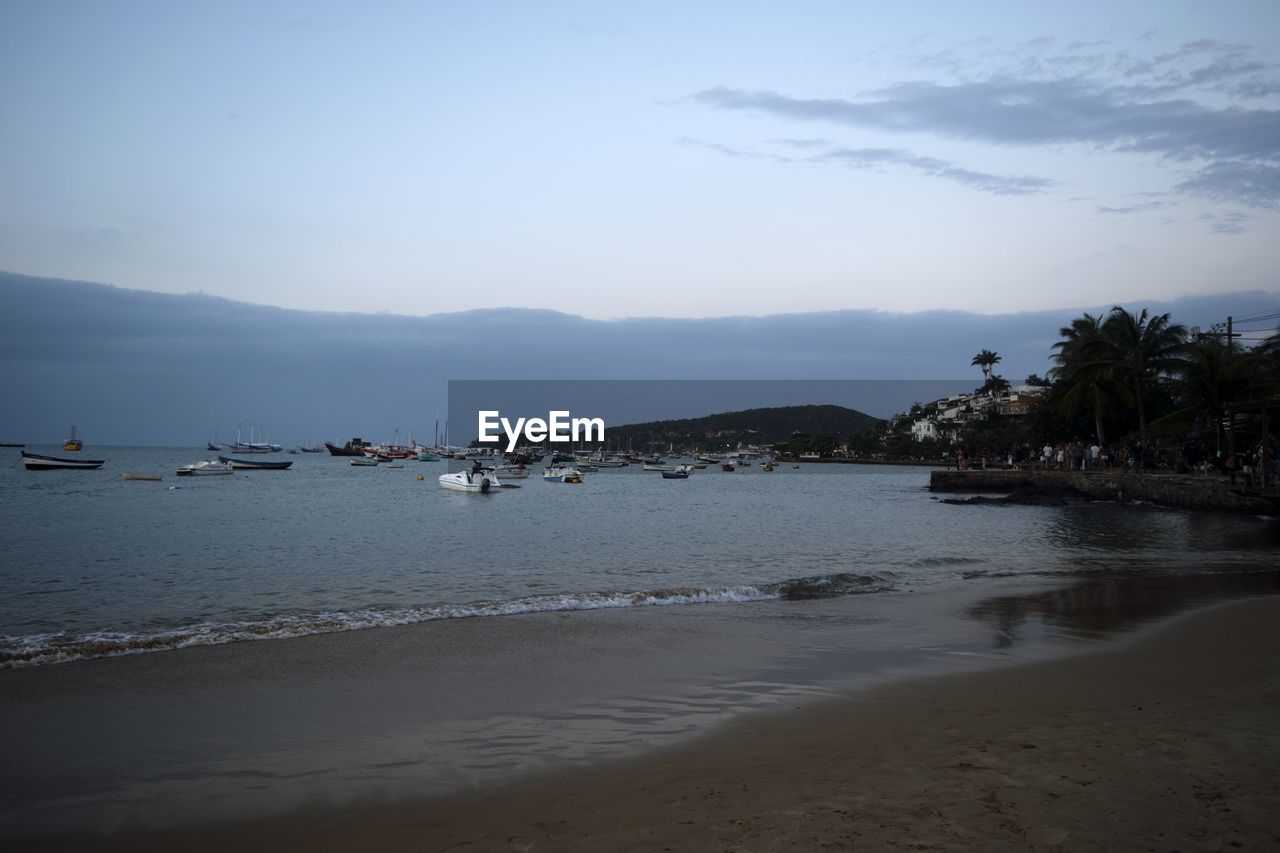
[929,469,1277,516]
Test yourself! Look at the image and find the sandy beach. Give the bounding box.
[25,593,1278,852]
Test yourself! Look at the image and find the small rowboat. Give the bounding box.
[123,472,163,481]
[22,451,104,470]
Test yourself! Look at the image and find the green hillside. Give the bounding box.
[606,404,883,452]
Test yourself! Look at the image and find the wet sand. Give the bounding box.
[30,594,1280,852]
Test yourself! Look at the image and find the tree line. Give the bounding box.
[1045,306,1278,447]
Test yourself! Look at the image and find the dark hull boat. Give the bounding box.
[325,439,370,457]
[218,456,293,470]
[22,451,105,470]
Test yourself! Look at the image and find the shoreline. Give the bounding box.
[22,593,1280,851]
[931,468,1278,516]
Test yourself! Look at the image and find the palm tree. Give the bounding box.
[1256,329,1280,397]
[1098,307,1187,439]
[1157,335,1260,445]
[1050,312,1112,444]
[971,349,1001,385]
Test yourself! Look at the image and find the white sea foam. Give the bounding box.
[0,573,897,668]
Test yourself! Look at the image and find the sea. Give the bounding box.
[1,446,1277,837]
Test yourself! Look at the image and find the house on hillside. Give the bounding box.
[897,385,1047,443]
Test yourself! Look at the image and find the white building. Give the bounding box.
[911,419,938,441]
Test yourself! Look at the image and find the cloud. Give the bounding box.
[686,39,1280,207]
[1196,210,1250,236]
[4,271,1278,444]
[1095,201,1173,214]
[677,135,761,159]
[1175,161,1280,209]
[681,137,1051,197]
[811,147,1051,196]
[691,80,1279,163]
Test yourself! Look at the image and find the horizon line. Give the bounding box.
[3,268,1276,325]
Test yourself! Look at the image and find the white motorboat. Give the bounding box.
[543,466,583,483]
[642,462,672,472]
[495,463,532,479]
[174,460,233,476]
[439,468,502,492]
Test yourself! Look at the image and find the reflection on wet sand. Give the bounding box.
[1041,503,1280,555]
[967,569,1280,647]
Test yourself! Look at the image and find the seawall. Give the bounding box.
[929,469,1277,516]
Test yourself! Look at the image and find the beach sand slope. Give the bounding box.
[25,596,1280,852]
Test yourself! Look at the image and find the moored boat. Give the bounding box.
[495,463,531,479]
[350,457,379,467]
[226,441,281,453]
[438,468,501,492]
[662,465,692,479]
[326,438,371,457]
[123,472,163,481]
[543,466,583,483]
[63,424,83,452]
[218,456,293,470]
[226,423,280,453]
[721,462,735,472]
[22,451,104,470]
[175,460,233,476]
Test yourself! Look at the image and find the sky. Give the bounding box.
[1,1,1278,320]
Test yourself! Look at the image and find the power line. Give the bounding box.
[1231,310,1280,325]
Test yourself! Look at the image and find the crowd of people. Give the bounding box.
[947,435,1278,486]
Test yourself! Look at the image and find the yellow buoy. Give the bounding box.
[417,474,424,481]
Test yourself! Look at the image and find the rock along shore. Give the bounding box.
[930,469,1277,516]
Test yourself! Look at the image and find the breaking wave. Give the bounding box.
[0,572,896,668]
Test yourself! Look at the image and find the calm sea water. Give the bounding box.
[2,446,1277,667]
